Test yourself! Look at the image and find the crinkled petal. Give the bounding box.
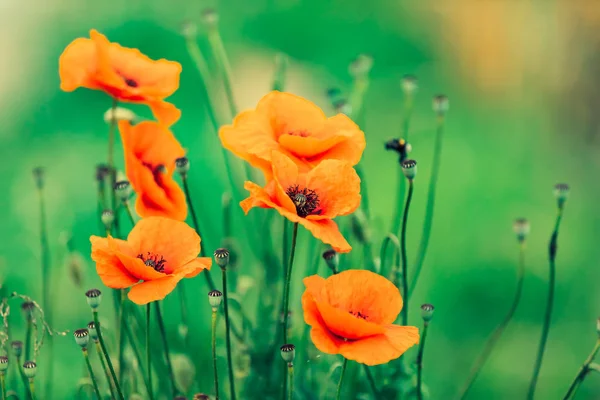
[90,236,138,288]
[127,275,182,305]
[314,299,386,339]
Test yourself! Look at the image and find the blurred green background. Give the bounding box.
[1,0,600,399]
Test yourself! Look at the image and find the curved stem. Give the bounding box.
[1,373,6,400]
[94,341,117,400]
[457,242,526,399]
[122,321,150,397]
[562,340,600,400]
[409,116,445,296]
[222,268,236,400]
[335,358,349,400]
[122,200,135,226]
[28,379,36,400]
[282,223,299,344]
[416,322,430,400]
[379,234,401,285]
[207,29,237,118]
[362,365,379,398]
[24,318,32,362]
[93,311,124,400]
[527,207,563,400]
[287,364,294,400]
[400,181,414,325]
[154,302,177,398]
[145,304,154,400]
[83,349,101,400]
[211,311,220,400]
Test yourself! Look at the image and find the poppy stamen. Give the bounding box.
[350,311,369,321]
[286,185,320,217]
[137,252,167,273]
[288,130,310,138]
[124,78,138,88]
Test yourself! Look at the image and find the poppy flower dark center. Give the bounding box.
[124,78,138,88]
[137,252,167,273]
[350,311,369,321]
[286,185,320,217]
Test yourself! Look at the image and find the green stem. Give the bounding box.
[335,358,349,400]
[154,302,177,398]
[287,364,294,400]
[400,181,414,325]
[272,54,288,91]
[282,219,289,279]
[28,379,36,400]
[24,319,32,362]
[122,200,135,226]
[409,116,445,296]
[122,321,151,397]
[416,322,430,400]
[562,340,600,399]
[207,29,237,117]
[211,311,220,400]
[362,365,379,398]
[83,349,101,400]
[94,341,117,400]
[379,234,401,286]
[527,206,564,400]
[1,373,6,400]
[93,311,124,400]
[107,98,120,239]
[146,304,154,400]
[355,164,370,219]
[457,242,526,399]
[17,357,30,399]
[282,223,299,344]
[118,290,126,389]
[222,268,237,400]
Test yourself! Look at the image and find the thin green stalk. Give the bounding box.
[287,364,294,400]
[400,180,414,325]
[362,365,379,398]
[28,379,36,400]
[222,268,236,400]
[122,320,150,396]
[527,206,564,400]
[272,53,288,91]
[24,319,32,362]
[16,357,30,399]
[211,311,220,400]
[416,322,430,400]
[154,302,177,398]
[83,349,101,400]
[379,234,401,286]
[282,223,299,344]
[457,242,527,399]
[409,116,445,296]
[118,290,126,388]
[355,164,370,219]
[107,98,120,239]
[562,340,600,400]
[282,220,289,279]
[146,304,154,400]
[336,358,349,400]
[207,29,237,118]
[1,373,6,400]
[93,311,124,400]
[94,341,117,400]
[122,200,135,226]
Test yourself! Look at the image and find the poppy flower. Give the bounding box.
[119,120,187,221]
[90,217,211,304]
[240,151,360,253]
[302,270,419,365]
[220,91,366,177]
[59,29,181,126]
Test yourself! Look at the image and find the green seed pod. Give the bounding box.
[214,248,230,269]
[349,54,374,78]
[208,290,223,310]
[87,321,98,341]
[85,289,102,309]
[401,74,418,95]
[280,344,296,364]
[0,356,8,372]
[175,157,190,175]
[101,210,114,230]
[401,159,417,180]
[554,183,569,207]
[322,249,339,273]
[113,180,132,202]
[433,95,449,115]
[74,329,89,348]
[513,218,530,243]
[11,341,23,358]
[201,8,219,28]
[23,361,37,378]
[421,304,435,322]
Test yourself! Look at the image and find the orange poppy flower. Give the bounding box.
[90,217,211,304]
[59,29,181,126]
[119,120,187,221]
[302,270,419,365]
[220,91,366,177]
[240,151,360,253]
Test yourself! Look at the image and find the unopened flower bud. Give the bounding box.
[21,302,35,319]
[95,164,111,183]
[280,344,296,364]
[433,95,449,115]
[193,394,210,400]
[214,248,230,269]
[103,107,136,124]
[208,290,223,310]
[87,321,98,341]
[11,341,23,358]
[513,218,530,243]
[401,159,417,180]
[201,8,219,27]
[23,361,37,378]
[74,329,89,348]
[553,183,569,207]
[0,356,8,373]
[401,74,418,95]
[32,167,44,190]
[85,289,102,309]
[385,138,412,162]
[175,157,190,175]
[322,249,339,273]
[349,54,374,78]
[421,304,434,322]
[101,210,114,230]
[114,180,132,202]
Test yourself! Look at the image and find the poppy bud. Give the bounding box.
[95,164,111,183]
[32,167,44,190]
[214,248,230,269]
[208,290,223,311]
[421,304,434,322]
[175,157,190,176]
[0,356,8,373]
[280,344,296,364]
[385,138,412,162]
[101,210,114,230]
[181,20,198,38]
[74,328,89,348]
[433,95,449,115]
[349,54,374,78]
[114,180,132,202]
[401,74,418,95]
[326,87,343,105]
[553,183,569,208]
[193,394,210,400]
[85,289,102,309]
[103,107,136,124]
[23,361,37,378]
[322,249,339,273]
[87,321,98,341]
[201,8,219,27]
[513,218,530,243]
[333,99,352,115]
[21,301,35,319]
[401,159,417,180]
[11,341,23,358]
